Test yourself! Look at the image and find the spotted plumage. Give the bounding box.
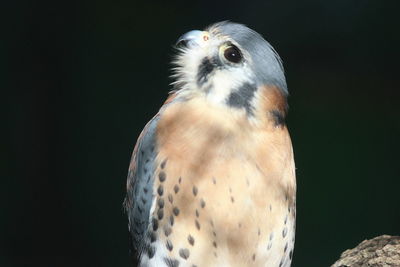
[124,21,296,267]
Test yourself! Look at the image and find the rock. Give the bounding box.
[332,235,400,267]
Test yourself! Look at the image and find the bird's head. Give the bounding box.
[171,21,288,123]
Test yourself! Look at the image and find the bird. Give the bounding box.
[124,21,296,267]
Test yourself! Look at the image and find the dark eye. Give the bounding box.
[223,45,243,63]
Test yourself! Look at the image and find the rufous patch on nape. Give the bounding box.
[124,21,296,267]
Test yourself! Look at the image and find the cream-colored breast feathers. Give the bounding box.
[145,93,296,267]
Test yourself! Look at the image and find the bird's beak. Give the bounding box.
[176,30,208,48]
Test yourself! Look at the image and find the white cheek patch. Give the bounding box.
[206,65,254,105]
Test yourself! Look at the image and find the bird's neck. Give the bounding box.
[170,84,288,129]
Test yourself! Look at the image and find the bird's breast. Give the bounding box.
[141,98,296,267]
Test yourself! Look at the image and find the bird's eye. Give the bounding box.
[223,45,242,63]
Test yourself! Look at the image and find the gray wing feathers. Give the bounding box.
[125,115,160,254]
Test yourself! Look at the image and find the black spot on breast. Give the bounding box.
[147,245,155,259]
[174,185,179,194]
[166,240,173,251]
[226,82,257,115]
[157,209,164,220]
[195,220,200,230]
[160,159,167,169]
[267,242,272,250]
[195,209,199,217]
[179,248,190,260]
[168,194,173,204]
[164,257,179,267]
[188,235,195,246]
[289,249,293,260]
[159,171,166,182]
[169,215,174,226]
[213,241,217,248]
[157,185,164,196]
[197,57,218,86]
[152,218,158,231]
[173,207,180,216]
[148,231,157,243]
[192,186,198,196]
[270,110,286,127]
[284,242,288,252]
[282,227,288,238]
[164,225,172,236]
[252,253,256,261]
[158,198,164,208]
[200,199,206,208]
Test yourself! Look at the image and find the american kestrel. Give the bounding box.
[124,21,296,267]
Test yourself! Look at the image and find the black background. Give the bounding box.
[4,0,400,266]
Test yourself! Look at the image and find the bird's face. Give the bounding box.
[172,22,287,116]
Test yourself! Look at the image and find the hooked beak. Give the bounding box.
[176,30,207,48]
